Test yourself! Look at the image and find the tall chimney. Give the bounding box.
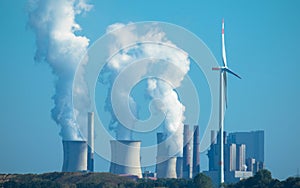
[192,125,200,177]
[62,140,87,172]
[183,124,191,178]
[87,112,94,172]
[109,140,142,178]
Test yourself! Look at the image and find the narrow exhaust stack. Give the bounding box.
[87,112,94,172]
[192,125,200,177]
[183,124,191,178]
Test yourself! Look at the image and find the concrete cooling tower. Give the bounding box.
[156,133,177,178]
[176,157,183,178]
[62,140,87,172]
[109,140,142,178]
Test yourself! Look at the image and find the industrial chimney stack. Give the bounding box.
[87,112,94,172]
[182,124,191,178]
[192,125,200,177]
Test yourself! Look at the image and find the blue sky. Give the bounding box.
[0,0,300,180]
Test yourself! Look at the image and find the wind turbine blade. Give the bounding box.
[225,68,242,79]
[223,72,228,109]
[222,19,227,67]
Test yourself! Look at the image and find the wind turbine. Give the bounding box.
[212,19,241,187]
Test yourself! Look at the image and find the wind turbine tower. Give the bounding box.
[212,19,241,187]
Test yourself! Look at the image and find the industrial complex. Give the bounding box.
[61,111,264,187]
[204,130,264,186]
[59,20,265,187]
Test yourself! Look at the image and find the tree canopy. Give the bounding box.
[0,170,299,188]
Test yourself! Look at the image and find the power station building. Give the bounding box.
[227,131,264,164]
[205,130,264,186]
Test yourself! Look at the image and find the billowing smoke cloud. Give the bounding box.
[27,0,92,140]
[101,23,190,155]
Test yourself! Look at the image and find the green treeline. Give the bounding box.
[226,169,300,188]
[0,170,299,188]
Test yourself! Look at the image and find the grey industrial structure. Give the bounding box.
[156,132,177,178]
[60,111,264,186]
[109,140,143,178]
[192,125,200,178]
[62,112,95,172]
[60,112,200,179]
[227,131,264,164]
[62,140,88,172]
[204,130,264,186]
[156,124,200,179]
[87,112,94,172]
[182,124,192,178]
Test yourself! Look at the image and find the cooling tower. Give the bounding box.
[211,130,216,145]
[192,125,200,177]
[176,157,183,178]
[156,157,177,178]
[156,133,177,178]
[109,140,142,178]
[183,124,191,178]
[87,112,94,172]
[62,140,87,172]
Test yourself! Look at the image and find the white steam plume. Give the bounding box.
[27,0,92,140]
[101,23,190,155]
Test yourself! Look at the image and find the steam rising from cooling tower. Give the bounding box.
[100,23,190,156]
[27,0,92,140]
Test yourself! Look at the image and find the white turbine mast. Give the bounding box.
[212,19,241,187]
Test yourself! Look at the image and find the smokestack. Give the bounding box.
[109,140,142,178]
[62,141,87,172]
[183,125,191,178]
[87,112,94,172]
[192,125,200,177]
[156,133,177,178]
